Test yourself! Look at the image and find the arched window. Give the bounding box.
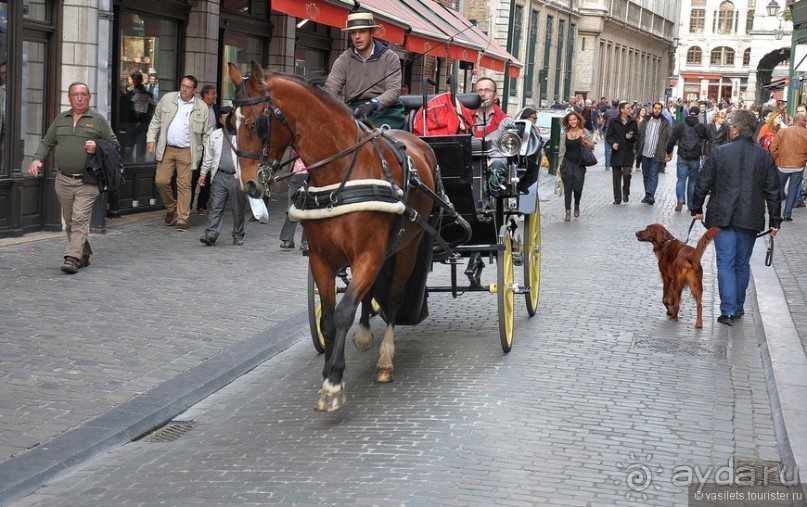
[743,48,751,66]
[711,46,736,65]
[716,1,736,34]
[687,46,703,65]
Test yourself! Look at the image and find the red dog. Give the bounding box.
[635,224,719,328]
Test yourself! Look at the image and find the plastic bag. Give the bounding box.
[248,197,269,223]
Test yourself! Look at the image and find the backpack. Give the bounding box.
[412,93,474,136]
[678,123,701,159]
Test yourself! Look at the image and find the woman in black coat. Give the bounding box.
[605,101,640,204]
[704,110,728,157]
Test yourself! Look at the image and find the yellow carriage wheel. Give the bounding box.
[497,225,515,353]
[307,264,327,354]
[524,202,542,317]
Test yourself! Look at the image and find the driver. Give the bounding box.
[324,12,405,129]
[470,78,514,184]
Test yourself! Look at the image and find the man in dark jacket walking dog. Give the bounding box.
[690,109,781,325]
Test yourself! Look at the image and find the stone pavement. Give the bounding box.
[1,145,805,505]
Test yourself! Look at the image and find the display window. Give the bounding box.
[116,11,179,164]
[220,32,265,104]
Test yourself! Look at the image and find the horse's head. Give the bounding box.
[228,61,293,198]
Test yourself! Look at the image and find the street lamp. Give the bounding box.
[767,0,780,16]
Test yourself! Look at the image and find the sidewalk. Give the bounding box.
[0,148,805,503]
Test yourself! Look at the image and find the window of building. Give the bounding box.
[715,1,736,34]
[691,0,706,6]
[743,47,751,66]
[710,46,735,65]
[690,9,705,33]
[687,46,703,65]
[23,0,50,22]
[222,32,266,100]
[115,11,180,165]
[222,0,267,17]
[746,9,755,33]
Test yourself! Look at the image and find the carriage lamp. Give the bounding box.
[497,130,522,157]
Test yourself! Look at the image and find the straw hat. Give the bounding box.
[342,12,381,31]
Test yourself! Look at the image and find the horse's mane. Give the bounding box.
[265,72,353,119]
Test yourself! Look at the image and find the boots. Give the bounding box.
[564,211,571,222]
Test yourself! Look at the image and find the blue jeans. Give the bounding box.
[713,226,758,316]
[604,142,612,168]
[777,169,804,218]
[676,157,701,205]
[640,156,661,197]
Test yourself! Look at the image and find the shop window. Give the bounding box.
[222,0,267,17]
[1,1,7,175]
[23,0,50,23]
[20,40,46,175]
[221,32,266,103]
[116,11,179,164]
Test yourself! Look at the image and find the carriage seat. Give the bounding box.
[399,93,482,113]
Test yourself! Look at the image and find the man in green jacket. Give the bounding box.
[27,82,118,274]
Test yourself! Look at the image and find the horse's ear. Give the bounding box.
[228,63,242,88]
[249,60,265,84]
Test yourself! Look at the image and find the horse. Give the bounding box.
[228,61,439,412]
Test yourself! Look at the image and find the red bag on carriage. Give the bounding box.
[412,92,474,136]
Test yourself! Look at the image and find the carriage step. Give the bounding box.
[489,284,529,294]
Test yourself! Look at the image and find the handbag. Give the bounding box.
[554,172,564,196]
[581,144,598,167]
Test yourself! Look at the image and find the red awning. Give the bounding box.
[272,0,522,78]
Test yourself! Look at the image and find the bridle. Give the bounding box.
[228,76,295,186]
[228,75,394,187]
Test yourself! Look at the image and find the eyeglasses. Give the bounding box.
[476,88,495,94]
[529,115,537,121]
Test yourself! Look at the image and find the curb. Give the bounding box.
[0,311,308,505]
[751,245,807,497]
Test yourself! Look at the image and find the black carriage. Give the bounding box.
[307,91,543,353]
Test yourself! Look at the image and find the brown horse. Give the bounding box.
[228,61,438,412]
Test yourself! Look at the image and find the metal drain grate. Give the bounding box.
[137,421,196,443]
[629,337,727,358]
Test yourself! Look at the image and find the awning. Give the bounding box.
[272,0,522,78]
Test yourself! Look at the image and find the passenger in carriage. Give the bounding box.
[324,12,406,130]
[470,77,515,186]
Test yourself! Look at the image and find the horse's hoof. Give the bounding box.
[315,382,346,412]
[375,367,394,384]
[352,327,374,352]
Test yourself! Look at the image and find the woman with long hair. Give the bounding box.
[757,111,782,151]
[558,111,595,221]
[704,110,728,157]
[633,106,648,170]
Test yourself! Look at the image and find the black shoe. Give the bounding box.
[613,200,621,205]
[233,238,244,246]
[623,195,629,203]
[200,235,216,246]
[733,311,744,319]
[717,314,734,325]
[640,196,649,203]
[646,197,655,205]
[783,216,793,221]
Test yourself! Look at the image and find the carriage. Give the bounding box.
[306,91,543,354]
[228,62,542,411]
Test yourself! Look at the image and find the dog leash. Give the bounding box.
[687,220,775,266]
[756,228,774,267]
[684,218,706,244]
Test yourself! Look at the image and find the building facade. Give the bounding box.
[673,0,792,105]
[0,0,518,238]
[465,0,679,113]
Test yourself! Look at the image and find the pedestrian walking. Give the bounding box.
[635,102,673,204]
[324,12,405,129]
[602,99,619,170]
[605,101,639,204]
[690,109,781,325]
[198,106,247,246]
[704,110,728,158]
[769,113,807,222]
[27,82,119,274]
[147,75,212,232]
[756,111,782,151]
[666,106,708,211]
[279,154,308,250]
[190,84,220,217]
[558,111,594,221]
